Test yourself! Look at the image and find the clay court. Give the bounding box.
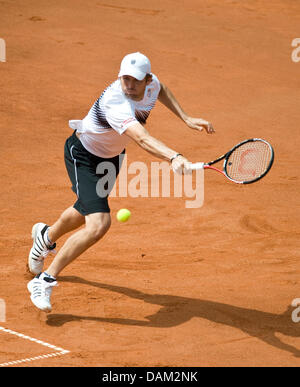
[0,0,300,367]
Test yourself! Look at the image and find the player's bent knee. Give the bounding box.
[86,217,111,242]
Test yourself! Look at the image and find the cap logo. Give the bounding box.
[131,59,136,64]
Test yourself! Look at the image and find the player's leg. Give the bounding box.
[48,206,85,242]
[27,206,85,275]
[46,212,111,278]
[27,212,111,312]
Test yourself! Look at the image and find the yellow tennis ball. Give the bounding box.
[117,208,131,223]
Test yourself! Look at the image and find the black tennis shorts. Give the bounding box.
[64,131,125,215]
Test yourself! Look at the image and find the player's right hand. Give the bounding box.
[171,155,191,174]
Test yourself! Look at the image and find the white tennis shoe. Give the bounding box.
[27,272,57,312]
[28,223,56,275]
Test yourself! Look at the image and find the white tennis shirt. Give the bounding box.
[69,74,161,158]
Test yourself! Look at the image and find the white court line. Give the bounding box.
[0,326,70,367]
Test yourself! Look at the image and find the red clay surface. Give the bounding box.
[0,0,300,367]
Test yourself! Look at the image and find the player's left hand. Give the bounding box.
[185,117,215,134]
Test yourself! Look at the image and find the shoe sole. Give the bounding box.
[27,223,46,275]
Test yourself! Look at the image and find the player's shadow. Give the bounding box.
[47,275,300,357]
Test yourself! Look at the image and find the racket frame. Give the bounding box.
[193,138,274,184]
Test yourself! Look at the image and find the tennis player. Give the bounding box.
[27,52,215,312]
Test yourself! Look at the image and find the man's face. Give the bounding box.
[120,75,150,101]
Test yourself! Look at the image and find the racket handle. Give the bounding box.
[189,162,205,170]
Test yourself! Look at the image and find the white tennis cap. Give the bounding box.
[118,52,151,81]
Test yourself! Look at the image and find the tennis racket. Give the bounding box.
[190,138,274,184]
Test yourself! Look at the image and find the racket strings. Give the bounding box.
[226,141,273,182]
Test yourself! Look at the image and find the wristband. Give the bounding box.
[170,153,183,162]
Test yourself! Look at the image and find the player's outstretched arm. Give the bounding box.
[125,122,190,174]
[158,82,215,134]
